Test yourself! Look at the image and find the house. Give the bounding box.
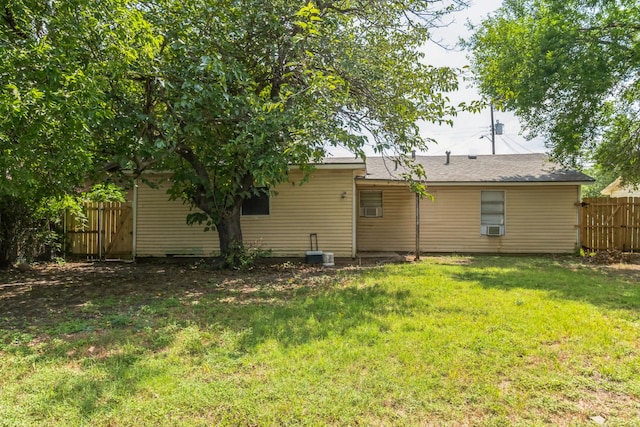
[134,159,363,258]
[601,177,640,197]
[125,153,592,258]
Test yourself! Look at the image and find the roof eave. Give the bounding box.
[600,177,622,195]
[289,162,366,170]
[357,179,594,186]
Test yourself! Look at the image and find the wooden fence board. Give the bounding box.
[65,202,133,259]
[580,197,640,251]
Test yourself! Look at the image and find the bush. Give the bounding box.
[223,240,272,270]
[0,196,40,268]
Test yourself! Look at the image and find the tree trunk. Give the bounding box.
[0,227,14,269]
[215,200,244,268]
[0,199,20,269]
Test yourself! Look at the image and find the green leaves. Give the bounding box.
[294,1,322,36]
[2,0,468,262]
[467,0,640,182]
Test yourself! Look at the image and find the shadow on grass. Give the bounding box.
[0,262,416,422]
[49,349,150,421]
[450,257,640,312]
[238,285,413,349]
[0,261,411,340]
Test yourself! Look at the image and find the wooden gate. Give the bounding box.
[65,202,133,259]
[580,197,640,251]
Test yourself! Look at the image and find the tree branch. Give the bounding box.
[579,22,640,33]
[2,6,29,39]
[175,144,212,213]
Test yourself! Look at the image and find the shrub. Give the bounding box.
[223,240,272,270]
[0,196,52,268]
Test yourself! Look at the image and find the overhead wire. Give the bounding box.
[501,134,538,153]
[426,130,486,155]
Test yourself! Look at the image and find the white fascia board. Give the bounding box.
[288,163,366,170]
[357,179,592,187]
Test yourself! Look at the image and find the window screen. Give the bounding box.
[360,191,382,208]
[359,191,383,217]
[481,191,505,225]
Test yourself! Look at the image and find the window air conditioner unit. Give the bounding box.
[360,207,382,217]
[482,225,504,236]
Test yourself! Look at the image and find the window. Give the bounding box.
[242,189,270,216]
[359,191,383,217]
[481,190,505,235]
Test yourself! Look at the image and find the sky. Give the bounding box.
[419,0,547,157]
[332,0,548,158]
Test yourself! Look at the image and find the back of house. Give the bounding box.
[68,153,593,259]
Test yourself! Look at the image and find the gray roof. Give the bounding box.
[320,157,365,165]
[362,153,594,184]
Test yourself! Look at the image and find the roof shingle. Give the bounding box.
[361,153,593,183]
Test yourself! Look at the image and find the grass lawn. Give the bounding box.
[1,256,639,426]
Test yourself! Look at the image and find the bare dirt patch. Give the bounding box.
[0,257,381,332]
[2,255,638,333]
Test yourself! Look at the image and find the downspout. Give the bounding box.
[415,192,420,261]
[352,172,357,258]
[132,178,138,261]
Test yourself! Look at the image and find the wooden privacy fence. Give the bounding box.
[65,202,133,259]
[580,197,640,252]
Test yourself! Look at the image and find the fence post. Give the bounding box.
[98,202,103,261]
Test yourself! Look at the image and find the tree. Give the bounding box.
[580,164,618,198]
[2,0,468,267]
[466,0,640,184]
[0,0,109,267]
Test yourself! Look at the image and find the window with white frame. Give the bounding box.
[480,191,505,235]
[359,190,383,217]
[242,189,270,216]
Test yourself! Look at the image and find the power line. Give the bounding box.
[501,134,538,153]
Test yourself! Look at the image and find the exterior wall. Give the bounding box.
[601,178,640,198]
[356,184,581,254]
[356,184,416,252]
[609,187,640,198]
[135,168,358,257]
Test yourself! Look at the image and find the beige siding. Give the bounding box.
[357,184,581,254]
[610,187,640,198]
[135,175,217,257]
[357,185,416,251]
[601,178,640,197]
[136,169,358,257]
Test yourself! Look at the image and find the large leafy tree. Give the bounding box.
[467,0,640,184]
[0,1,110,267]
[2,0,467,266]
